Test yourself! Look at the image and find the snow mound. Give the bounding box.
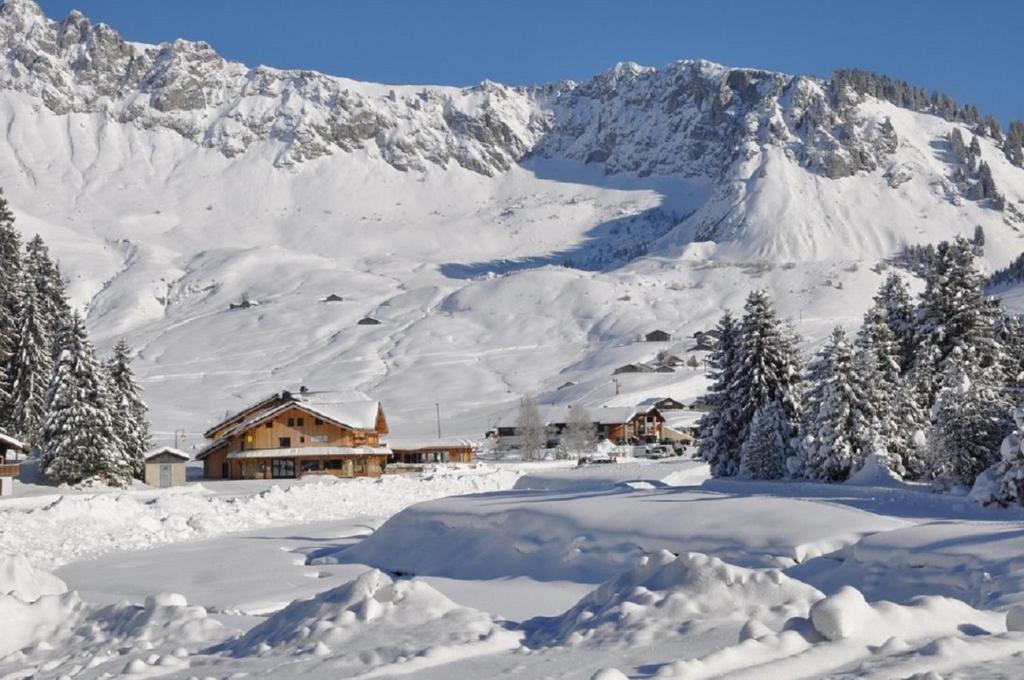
[226,569,521,672]
[809,586,1002,643]
[529,550,822,648]
[0,556,220,673]
[340,486,907,582]
[0,552,67,600]
[846,450,905,487]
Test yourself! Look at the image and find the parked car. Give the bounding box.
[644,445,672,459]
[578,452,614,466]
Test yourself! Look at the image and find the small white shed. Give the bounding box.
[144,447,190,488]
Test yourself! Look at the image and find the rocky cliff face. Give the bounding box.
[0,0,897,180]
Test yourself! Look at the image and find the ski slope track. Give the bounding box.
[2,0,1024,443]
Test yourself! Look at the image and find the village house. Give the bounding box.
[196,388,391,480]
[637,396,686,412]
[494,405,664,447]
[613,362,655,375]
[389,438,475,465]
[645,329,672,342]
[0,430,25,497]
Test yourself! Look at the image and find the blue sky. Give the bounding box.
[37,0,1024,123]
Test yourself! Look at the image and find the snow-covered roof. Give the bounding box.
[207,389,383,444]
[387,437,478,451]
[0,431,25,450]
[144,446,190,461]
[495,405,656,428]
[195,438,228,460]
[227,446,391,460]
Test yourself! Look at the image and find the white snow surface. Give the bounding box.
[4,461,1024,677]
[0,464,521,570]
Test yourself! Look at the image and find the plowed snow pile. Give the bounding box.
[222,569,521,676]
[0,553,222,676]
[528,550,822,649]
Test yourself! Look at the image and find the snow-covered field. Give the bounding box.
[5,459,1024,678]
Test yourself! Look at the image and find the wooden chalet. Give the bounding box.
[637,397,686,411]
[197,388,391,480]
[0,431,25,496]
[388,438,475,465]
[645,329,672,342]
[496,405,664,446]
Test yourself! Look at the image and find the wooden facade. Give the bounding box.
[390,442,475,465]
[199,393,391,481]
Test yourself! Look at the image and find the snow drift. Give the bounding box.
[224,569,521,675]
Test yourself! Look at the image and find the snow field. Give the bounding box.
[0,464,523,570]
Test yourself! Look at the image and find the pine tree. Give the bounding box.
[698,311,744,476]
[22,234,71,349]
[873,273,916,374]
[928,347,1012,486]
[854,307,907,476]
[911,237,999,409]
[105,339,151,479]
[802,328,874,482]
[0,191,23,426]
[38,312,132,487]
[739,401,789,480]
[7,287,51,445]
[728,291,802,473]
[974,404,1024,507]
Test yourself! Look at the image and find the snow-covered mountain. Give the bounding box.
[2,0,1023,443]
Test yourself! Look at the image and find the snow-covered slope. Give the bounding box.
[2,0,1024,442]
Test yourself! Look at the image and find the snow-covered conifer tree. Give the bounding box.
[739,401,789,480]
[7,288,51,445]
[698,310,744,476]
[728,291,802,472]
[855,303,915,477]
[928,347,1012,486]
[973,404,1024,506]
[105,339,151,479]
[0,192,23,425]
[872,273,916,374]
[912,237,999,410]
[38,312,132,487]
[802,327,874,482]
[23,234,71,349]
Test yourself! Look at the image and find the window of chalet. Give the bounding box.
[265,422,273,428]
[314,418,324,426]
[324,459,342,470]
[297,417,305,426]
[271,459,295,478]
[301,460,321,473]
[279,437,291,448]
[287,418,295,427]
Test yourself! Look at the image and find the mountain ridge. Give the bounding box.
[2,0,1024,441]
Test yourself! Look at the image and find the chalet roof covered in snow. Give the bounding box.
[0,431,25,450]
[204,388,384,440]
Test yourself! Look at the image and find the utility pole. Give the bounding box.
[173,429,187,449]
[435,403,442,439]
